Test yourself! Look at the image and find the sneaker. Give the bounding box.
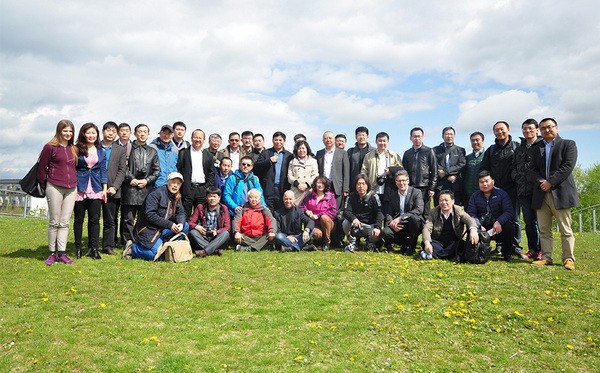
[44,253,58,266]
[321,243,330,251]
[195,249,207,258]
[521,251,535,259]
[536,251,543,260]
[563,258,575,270]
[366,243,377,251]
[384,243,394,251]
[344,243,356,252]
[235,245,251,252]
[122,240,133,260]
[280,246,293,253]
[420,250,433,260]
[533,259,553,266]
[57,253,74,264]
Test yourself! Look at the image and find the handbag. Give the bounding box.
[19,158,45,198]
[154,232,193,263]
[457,230,492,264]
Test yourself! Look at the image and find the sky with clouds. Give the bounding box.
[1,0,599,179]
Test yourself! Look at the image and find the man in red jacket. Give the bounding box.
[232,189,276,251]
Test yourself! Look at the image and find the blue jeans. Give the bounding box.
[518,195,540,253]
[132,223,190,261]
[274,231,313,251]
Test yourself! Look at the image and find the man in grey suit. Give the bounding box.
[316,131,350,247]
[100,122,127,254]
[530,118,579,270]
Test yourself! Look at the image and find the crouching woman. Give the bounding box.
[123,172,189,260]
[420,189,479,260]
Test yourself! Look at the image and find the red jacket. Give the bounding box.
[188,203,231,233]
[233,203,277,237]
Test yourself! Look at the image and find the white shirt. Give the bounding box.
[398,190,406,215]
[323,148,334,179]
[229,149,240,172]
[376,150,387,194]
[190,147,205,183]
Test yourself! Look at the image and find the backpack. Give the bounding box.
[458,230,491,264]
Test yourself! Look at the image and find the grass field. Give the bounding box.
[0,215,598,372]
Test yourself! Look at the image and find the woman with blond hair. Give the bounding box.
[37,120,78,265]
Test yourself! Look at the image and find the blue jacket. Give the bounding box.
[133,185,186,248]
[150,138,179,188]
[222,170,265,216]
[76,148,108,193]
[467,187,514,227]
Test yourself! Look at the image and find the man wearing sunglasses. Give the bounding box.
[223,156,265,217]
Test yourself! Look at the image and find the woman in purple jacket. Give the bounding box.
[301,176,337,250]
[74,123,107,259]
[37,120,78,265]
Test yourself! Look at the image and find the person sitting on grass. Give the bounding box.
[123,172,189,260]
[300,176,337,250]
[222,156,265,217]
[188,187,231,258]
[342,173,384,252]
[420,189,479,260]
[274,190,315,252]
[232,189,276,252]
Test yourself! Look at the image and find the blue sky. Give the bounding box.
[1,0,598,178]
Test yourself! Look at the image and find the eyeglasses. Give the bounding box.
[241,163,253,167]
[540,125,556,131]
[229,139,240,142]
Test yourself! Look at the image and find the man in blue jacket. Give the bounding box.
[467,171,515,262]
[150,125,179,188]
[124,172,189,260]
[222,156,265,217]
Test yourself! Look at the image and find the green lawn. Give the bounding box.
[0,215,598,372]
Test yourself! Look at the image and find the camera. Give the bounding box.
[205,228,216,238]
[479,212,495,228]
[376,174,387,186]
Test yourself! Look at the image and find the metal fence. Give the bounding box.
[0,190,47,218]
[572,204,600,233]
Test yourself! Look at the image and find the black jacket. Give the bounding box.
[274,205,315,235]
[347,142,374,184]
[385,186,424,224]
[514,136,542,197]
[343,191,384,227]
[255,147,294,198]
[402,145,437,192]
[482,136,519,195]
[433,143,466,191]
[133,185,186,248]
[177,147,215,197]
[122,142,160,205]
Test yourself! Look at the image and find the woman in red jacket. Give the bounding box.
[37,120,78,265]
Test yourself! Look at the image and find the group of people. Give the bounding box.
[37,117,578,270]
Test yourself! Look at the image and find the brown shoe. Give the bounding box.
[195,250,207,258]
[563,258,575,270]
[103,248,116,255]
[533,259,553,266]
[214,249,223,256]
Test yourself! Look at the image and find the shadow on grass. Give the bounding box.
[1,243,77,260]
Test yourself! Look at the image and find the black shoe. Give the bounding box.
[322,243,330,251]
[102,248,116,255]
[75,248,82,259]
[304,244,317,252]
[403,248,416,256]
[87,248,101,260]
[214,249,223,256]
[195,249,207,258]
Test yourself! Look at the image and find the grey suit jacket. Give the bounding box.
[106,142,127,199]
[529,135,579,210]
[316,147,350,198]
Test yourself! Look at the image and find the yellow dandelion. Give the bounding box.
[495,327,502,333]
[464,331,472,337]
[436,273,444,278]
[585,309,594,314]
[295,355,304,361]
[99,303,106,308]
[565,344,573,350]
[545,290,552,295]
[25,329,32,334]
[547,317,554,322]
[492,298,500,304]
[397,304,405,311]
[348,357,355,362]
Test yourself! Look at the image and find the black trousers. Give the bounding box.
[74,198,102,250]
[121,204,143,242]
[382,216,422,252]
[183,183,207,219]
[102,195,118,250]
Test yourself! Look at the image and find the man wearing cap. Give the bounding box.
[149,124,180,188]
[123,172,189,260]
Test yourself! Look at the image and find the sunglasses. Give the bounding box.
[241,162,253,167]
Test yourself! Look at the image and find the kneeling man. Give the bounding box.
[274,190,315,252]
[188,187,231,257]
[124,172,189,260]
[421,190,478,260]
[232,189,277,251]
[382,170,424,255]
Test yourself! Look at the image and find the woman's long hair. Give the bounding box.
[76,122,100,157]
[48,119,78,163]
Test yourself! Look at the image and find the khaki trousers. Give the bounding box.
[536,192,575,262]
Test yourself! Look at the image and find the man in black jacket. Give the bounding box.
[481,121,521,255]
[402,127,437,219]
[382,170,424,255]
[254,131,294,211]
[274,190,316,252]
[347,126,374,185]
[124,172,189,260]
[121,124,160,243]
[433,127,466,205]
[177,129,215,219]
